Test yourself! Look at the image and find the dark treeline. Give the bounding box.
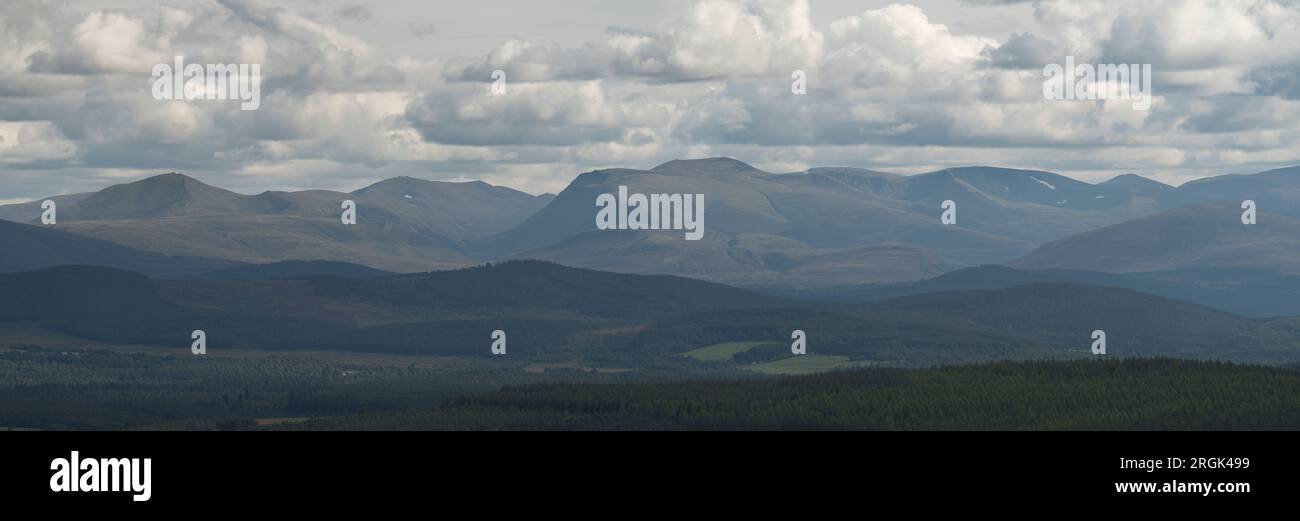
[6,344,1300,431]
[0,345,735,430]
[290,358,1300,430]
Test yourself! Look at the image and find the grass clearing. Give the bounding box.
[747,355,862,375]
[255,417,314,426]
[681,341,767,362]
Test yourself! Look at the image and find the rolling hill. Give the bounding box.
[194,260,394,280]
[767,264,1300,318]
[874,283,1300,361]
[1,262,798,356]
[163,260,794,324]
[0,219,241,277]
[603,283,1300,365]
[0,192,93,222]
[1012,202,1300,274]
[1177,166,1300,219]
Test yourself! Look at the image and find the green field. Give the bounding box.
[683,342,865,375]
[748,355,862,375]
[681,341,767,362]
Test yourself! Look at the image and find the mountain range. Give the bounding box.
[1,173,551,273]
[2,159,1298,289]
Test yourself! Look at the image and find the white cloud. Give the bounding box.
[3,0,1300,200]
[454,0,823,81]
[408,79,680,146]
[71,11,161,73]
[668,0,823,77]
[0,121,78,164]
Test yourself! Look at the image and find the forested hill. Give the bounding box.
[305,260,794,320]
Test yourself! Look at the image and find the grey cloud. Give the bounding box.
[78,140,232,171]
[981,32,1059,69]
[334,5,371,22]
[1180,96,1293,134]
[454,29,675,83]
[1248,64,1300,100]
[405,88,627,146]
[409,22,437,37]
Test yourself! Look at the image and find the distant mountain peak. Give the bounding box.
[1102,173,1171,189]
[114,172,238,200]
[60,171,248,221]
[356,176,503,195]
[938,166,1058,177]
[138,171,213,185]
[361,176,443,188]
[650,157,765,174]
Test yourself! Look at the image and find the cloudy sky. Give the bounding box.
[3,0,1300,202]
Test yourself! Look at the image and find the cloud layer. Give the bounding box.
[3,0,1300,200]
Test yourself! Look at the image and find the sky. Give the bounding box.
[2,0,1300,202]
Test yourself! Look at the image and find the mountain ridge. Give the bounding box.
[4,160,1299,286]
